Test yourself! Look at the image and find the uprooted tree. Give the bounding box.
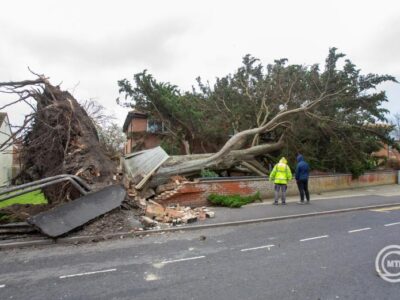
[117,48,397,179]
[0,76,116,202]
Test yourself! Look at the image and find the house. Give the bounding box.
[372,142,400,167]
[366,123,400,168]
[122,110,167,154]
[0,112,13,187]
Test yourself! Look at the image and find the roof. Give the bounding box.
[122,146,169,189]
[0,112,7,128]
[122,110,148,132]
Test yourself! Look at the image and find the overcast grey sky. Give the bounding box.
[1,0,399,127]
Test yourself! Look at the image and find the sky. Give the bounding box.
[1,0,399,128]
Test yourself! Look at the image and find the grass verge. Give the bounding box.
[0,190,47,209]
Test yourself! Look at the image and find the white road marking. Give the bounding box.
[145,273,160,281]
[300,235,329,242]
[152,262,165,269]
[348,227,371,233]
[384,222,400,227]
[59,268,117,279]
[0,284,5,288]
[161,256,205,264]
[240,244,275,252]
[371,206,400,212]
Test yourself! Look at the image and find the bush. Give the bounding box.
[160,139,181,155]
[200,169,219,178]
[208,192,261,208]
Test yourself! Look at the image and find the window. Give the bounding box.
[147,120,164,133]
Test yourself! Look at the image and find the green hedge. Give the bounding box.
[208,192,261,208]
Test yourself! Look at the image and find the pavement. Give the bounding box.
[197,184,400,225]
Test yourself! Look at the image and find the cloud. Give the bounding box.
[1,18,191,71]
[356,16,400,75]
[1,0,400,127]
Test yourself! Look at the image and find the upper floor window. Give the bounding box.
[147,119,164,133]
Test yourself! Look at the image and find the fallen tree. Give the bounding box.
[0,75,116,202]
[150,89,340,183]
[118,48,396,182]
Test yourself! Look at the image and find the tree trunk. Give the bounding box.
[149,135,284,186]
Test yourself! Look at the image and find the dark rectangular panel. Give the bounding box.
[28,185,126,237]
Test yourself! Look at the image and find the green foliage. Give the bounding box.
[200,169,219,178]
[160,138,181,155]
[208,192,261,208]
[0,213,18,224]
[0,190,47,209]
[117,48,397,176]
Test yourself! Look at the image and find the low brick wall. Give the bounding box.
[159,171,398,207]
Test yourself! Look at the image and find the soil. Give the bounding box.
[68,208,142,237]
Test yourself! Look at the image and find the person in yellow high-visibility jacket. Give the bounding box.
[269,157,292,205]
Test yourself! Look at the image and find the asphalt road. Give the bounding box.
[1,204,400,299]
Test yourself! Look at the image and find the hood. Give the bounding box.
[279,157,287,164]
[297,155,304,162]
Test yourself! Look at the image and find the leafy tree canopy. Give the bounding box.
[117,48,397,176]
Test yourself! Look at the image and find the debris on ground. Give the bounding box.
[69,209,140,237]
[139,216,158,228]
[141,201,215,227]
[27,185,126,237]
[121,173,215,229]
[127,175,190,208]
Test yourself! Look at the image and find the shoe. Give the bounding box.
[297,201,304,205]
[282,202,286,205]
[273,202,278,205]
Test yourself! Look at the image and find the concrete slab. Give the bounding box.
[27,185,126,238]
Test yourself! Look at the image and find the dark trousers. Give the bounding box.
[296,179,310,202]
[274,184,287,203]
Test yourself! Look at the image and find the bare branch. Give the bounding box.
[0,115,33,151]
[0,94,31,110]
[0,78,45,88]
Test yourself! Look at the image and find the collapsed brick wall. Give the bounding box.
[157,171,398,207]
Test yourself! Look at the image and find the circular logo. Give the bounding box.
[375,245,400,283]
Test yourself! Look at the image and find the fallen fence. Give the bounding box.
[0,174,91,202]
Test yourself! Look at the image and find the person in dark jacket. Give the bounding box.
[295,154,310,204]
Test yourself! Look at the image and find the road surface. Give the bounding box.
[0,200,399,299]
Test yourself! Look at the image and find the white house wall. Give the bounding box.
[0,115,13,187]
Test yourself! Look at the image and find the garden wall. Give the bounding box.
[158,170,398,207]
